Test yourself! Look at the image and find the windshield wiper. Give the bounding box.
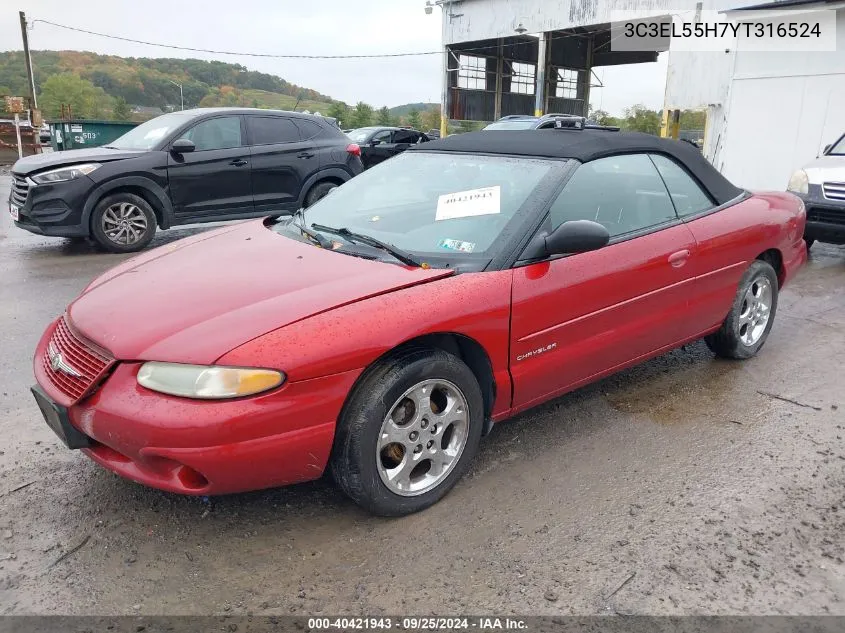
[310,224,422,267]
[290,208,332,249]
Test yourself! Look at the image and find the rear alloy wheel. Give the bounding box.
[304,181,337,207]
[331,347,484,516]
[705,260,779,359]
[90,193,156,253]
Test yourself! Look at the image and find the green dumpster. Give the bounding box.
[50,119,139,152]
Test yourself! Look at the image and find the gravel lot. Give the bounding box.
[0,169,843,616]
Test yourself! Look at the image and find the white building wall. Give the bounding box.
[717,8,845,191]
[442,0,676,44]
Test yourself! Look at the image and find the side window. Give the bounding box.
[293,119,323,141]
[650,154,714,217]
[393,130,418,144]
[371,129,393,144]
[179,116,242,151]
[246,116,300,145]
[549,154,677,238]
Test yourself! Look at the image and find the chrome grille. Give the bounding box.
[41,316,114,402]
[10,173,29,207]
[822,182,845,201]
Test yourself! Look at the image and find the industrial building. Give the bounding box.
[435,0,845,190]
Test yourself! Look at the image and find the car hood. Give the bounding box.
[11,147,146,176]
[68,220,453,364]
[803,154,845,184]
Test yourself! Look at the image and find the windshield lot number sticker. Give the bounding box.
[436,186,501,221]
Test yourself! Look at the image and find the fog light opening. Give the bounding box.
[176,465,209,490]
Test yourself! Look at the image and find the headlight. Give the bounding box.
[787,169,808,194]
[31,163,101,184]
[137,362,284,399]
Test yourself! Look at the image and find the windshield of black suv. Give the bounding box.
[483,120,538,130]
[108,112,197,150]
[828,135,845,155]
[275,151,554,262]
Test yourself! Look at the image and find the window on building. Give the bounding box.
[457,55,487,90]
[510,62,535,95]
[555,68,579,100]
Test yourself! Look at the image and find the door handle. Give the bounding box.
[297,152,315,159]
[229,159,248,167]
[668,249,691,268]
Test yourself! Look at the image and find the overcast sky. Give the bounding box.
[2,0,667,116]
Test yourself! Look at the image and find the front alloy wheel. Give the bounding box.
[377,379,470,497]
[90,193,157,253]
[331,347,484,516]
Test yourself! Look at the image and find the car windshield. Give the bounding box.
[484,120,537,130]
[277,151,555,260]
[828,135,845,155]
[347,128,377,143]
[108,112,197,150]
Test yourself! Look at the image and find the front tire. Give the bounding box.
[705,260,779,359]
[331,347,484,516]
[90,193,157,253]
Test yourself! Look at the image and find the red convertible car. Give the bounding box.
[32,129,807,516]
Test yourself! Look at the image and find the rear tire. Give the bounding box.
[705,260,779,360]
[304,181,337,207]
[331,347,484,516]
[90,193,157,253]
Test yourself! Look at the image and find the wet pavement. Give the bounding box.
[0,169,843,615]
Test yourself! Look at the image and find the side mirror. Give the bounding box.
[170,139,195,154]
[823,144,832,155]
[544,220,610,256]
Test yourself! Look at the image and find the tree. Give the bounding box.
[376,106,392,126]
[406,108,422,130]
[349,101,374,128]
[421,106,440,133]
[621,104,660,135]
[328,101,350,127]
[38,73,113,119]
[679,109,706,130]
[112,96,131,120]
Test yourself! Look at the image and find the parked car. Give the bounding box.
[8,108,364,253]
[346,126,430,169]
[427,129,441,139]
[31,129,806,515]
[483,113,597,130]
[787,132,845,248]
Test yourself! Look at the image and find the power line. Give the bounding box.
[31,18,450,59]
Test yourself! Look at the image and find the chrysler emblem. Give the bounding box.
[48,342,82,378]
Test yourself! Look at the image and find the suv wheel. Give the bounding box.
[90,193,157,253]
[304,181,337,207]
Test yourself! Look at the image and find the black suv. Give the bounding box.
[9,108,364,252]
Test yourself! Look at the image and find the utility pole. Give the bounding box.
[19,12,38,111]
[168,80,184,110]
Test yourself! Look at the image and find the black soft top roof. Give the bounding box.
[412,130,743,205]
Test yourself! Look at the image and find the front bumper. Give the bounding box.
[10,172,93,238]
[33,328,362,495]
[795,185,845,244]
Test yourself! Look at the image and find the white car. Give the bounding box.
[787,133,845,248]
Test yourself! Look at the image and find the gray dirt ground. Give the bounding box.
[0,170,843,616]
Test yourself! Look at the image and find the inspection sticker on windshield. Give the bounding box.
[438,238,476,253]
[435,186,500,221]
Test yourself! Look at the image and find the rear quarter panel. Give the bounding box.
[217,271,514,419]
[684,192,806,334]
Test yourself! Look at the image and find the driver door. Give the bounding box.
[167,115,253,221]
[362,129,395,169]
[509,153,699,412]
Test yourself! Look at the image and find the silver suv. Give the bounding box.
[787,133,845,249]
